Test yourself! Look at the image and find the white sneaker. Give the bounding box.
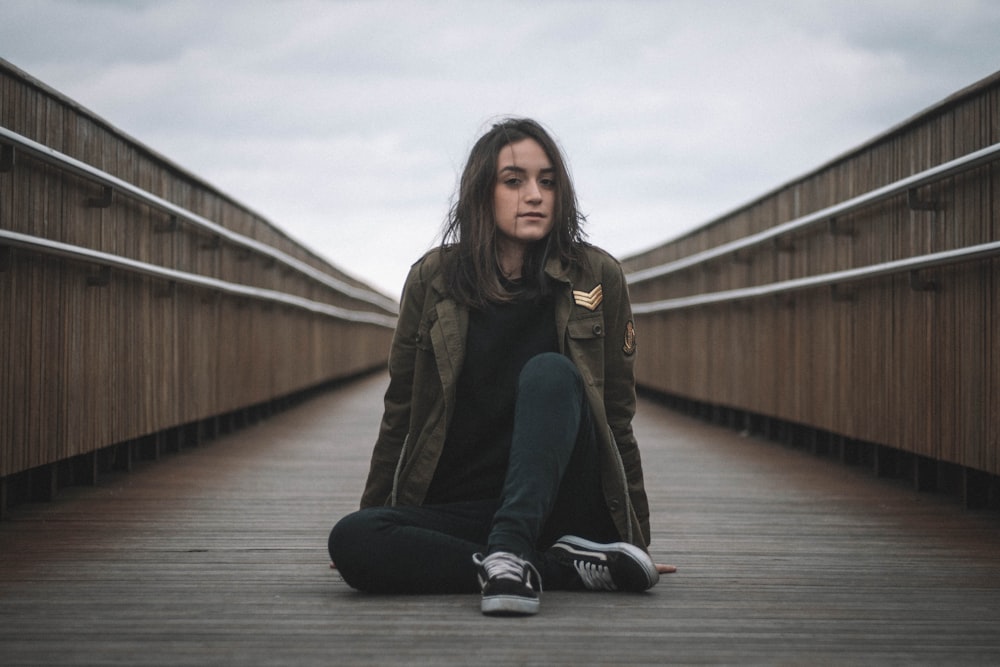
[548,535,659,592]
[472,551,542,616]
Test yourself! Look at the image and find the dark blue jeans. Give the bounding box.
[328,353,618,593]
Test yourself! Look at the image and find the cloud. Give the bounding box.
[3,0,1000,294]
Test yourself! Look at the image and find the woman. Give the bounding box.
[329,118,669,616]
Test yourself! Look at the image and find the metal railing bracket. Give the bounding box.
[829,284,856,302]
[773,237,795,253]
[773,293,795,308]
[828,217,855,237]
[907,187,938,211]
[86,265,111,287]
[156,280,177,299]
[87,185,114,209]
[909,269,937,292]
[154,215,179,233]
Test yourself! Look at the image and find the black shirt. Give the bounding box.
[424,286,557,503]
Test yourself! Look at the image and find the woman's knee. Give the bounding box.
[331,508,401,591]
[328,509,379,570]
[519,353,582,397]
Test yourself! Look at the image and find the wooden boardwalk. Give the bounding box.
[2,372,999,666]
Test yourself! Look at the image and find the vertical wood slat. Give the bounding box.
[628,70,1000,478]
[0,61,395,481]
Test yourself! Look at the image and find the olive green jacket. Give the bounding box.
[360,244,651,548]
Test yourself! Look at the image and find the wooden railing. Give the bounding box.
[0,60,395,509]
[622,70,1000,506]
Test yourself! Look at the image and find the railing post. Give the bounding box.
[874,444,896,478]
[963,469,992,509]
[113,441,134,473]
[74,452,99,486]
[30,464,58,502]
[0,143,13,172]
[914,456,937,493]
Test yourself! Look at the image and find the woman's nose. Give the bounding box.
[523,180,542,202]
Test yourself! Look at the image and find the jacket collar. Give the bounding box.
[544,253,574,285]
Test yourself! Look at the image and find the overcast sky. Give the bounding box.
[3,0,999,297]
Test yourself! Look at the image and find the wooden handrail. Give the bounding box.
[625,141,1000,285]
[632,238,1000,313]
[1,228,397,328]
[0,125,398,314]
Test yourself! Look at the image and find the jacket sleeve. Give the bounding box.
[359,258,429,508]
[601,256,651,543]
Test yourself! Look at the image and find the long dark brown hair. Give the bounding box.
[440,118,586,307]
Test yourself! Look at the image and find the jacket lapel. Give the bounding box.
[429,275,468,395]
[545,256,574,354]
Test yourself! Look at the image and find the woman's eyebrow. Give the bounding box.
[498,165,554,174]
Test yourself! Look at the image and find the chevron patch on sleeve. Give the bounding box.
[572,284,603,310]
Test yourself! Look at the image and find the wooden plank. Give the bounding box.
[1,373,999,665]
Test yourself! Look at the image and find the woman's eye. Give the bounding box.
[540,178,556,189]
[504,178,521,186]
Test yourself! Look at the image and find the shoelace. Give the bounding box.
[476,552,543,591]
[570,559,618,591]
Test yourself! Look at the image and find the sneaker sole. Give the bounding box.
[481,594,540,616]
[553,535,659,591]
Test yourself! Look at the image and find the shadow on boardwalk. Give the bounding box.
[2,372,999,665]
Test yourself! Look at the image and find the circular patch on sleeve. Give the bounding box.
[622,320,636,356]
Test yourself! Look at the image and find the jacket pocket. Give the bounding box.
[567,312,605,340]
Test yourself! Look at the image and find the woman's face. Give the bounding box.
[492,138,556,253]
